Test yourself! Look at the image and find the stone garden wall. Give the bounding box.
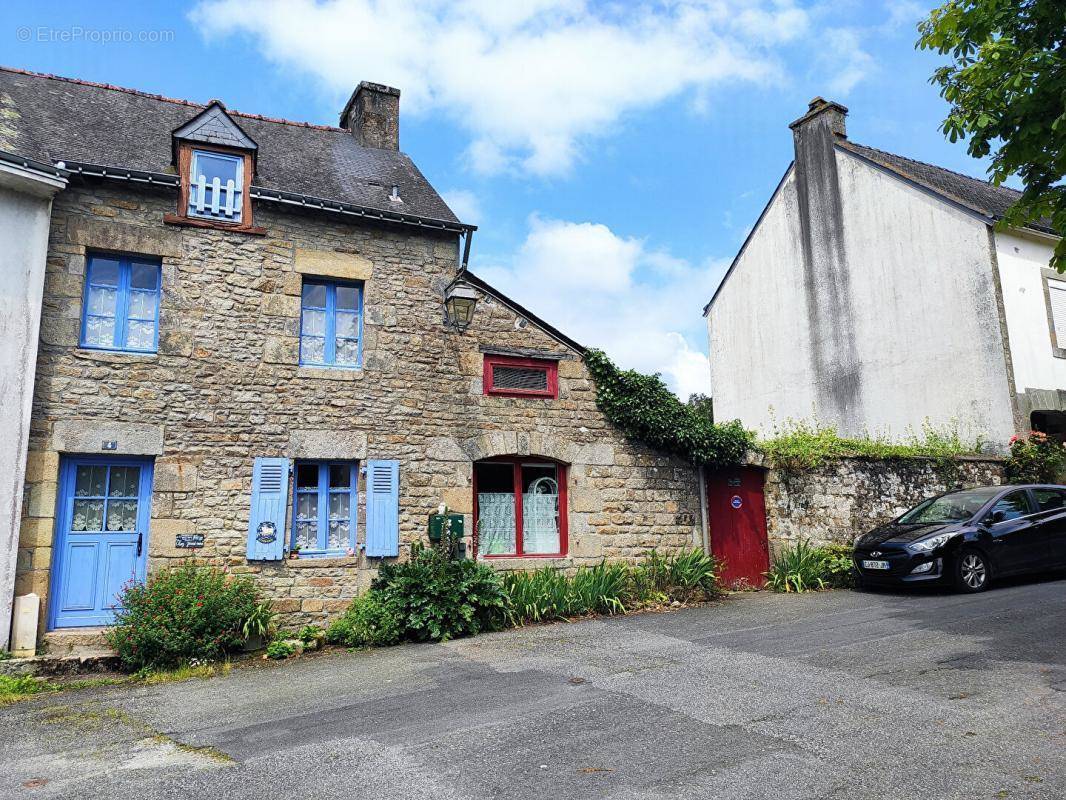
[762,456,1006,548]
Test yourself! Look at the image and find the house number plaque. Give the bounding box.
[175,534,205,549]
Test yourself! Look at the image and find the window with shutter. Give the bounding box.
[483,355,558,398]
[291,461,357,556]
[1048,278,1066,351]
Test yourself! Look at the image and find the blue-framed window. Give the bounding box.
[292,461,357,556]
[80,254,161,352]
[299,280,363,368]
[188,149,244,222]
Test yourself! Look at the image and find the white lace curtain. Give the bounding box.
[477,492,559,555]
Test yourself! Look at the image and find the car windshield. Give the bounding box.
[897,488,1003,524]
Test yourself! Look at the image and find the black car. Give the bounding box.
[852,484,1066,592]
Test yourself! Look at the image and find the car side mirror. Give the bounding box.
[988,510,1006,525]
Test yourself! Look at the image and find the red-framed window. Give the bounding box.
[483,355,558,398]
[473,457,568,558]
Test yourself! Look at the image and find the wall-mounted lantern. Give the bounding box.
[444,283,478,332]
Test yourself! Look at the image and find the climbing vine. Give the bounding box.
[583,349,753,468]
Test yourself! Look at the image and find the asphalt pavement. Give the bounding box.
[2,576,1064,799]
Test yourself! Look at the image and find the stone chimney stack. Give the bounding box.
[789,96,848,142]
[339,81,400,150]
[786,96,864,432]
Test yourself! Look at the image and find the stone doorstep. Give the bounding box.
[42,627,116,658]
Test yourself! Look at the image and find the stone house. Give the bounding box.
[705,97,1064,449]
[0,67,703,652]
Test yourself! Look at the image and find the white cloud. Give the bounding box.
[190,0,813,177]
[881,0,925,33]
[440,188,481,225]
[475,215,726,398]
[815,27,876,95]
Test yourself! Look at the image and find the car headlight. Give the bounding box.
[907,532,955,553]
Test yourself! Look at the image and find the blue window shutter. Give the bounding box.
[247,457,290,561]
[365,460,399,557]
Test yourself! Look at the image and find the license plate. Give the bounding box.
[862,559,890,570]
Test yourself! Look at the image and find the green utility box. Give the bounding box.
[427,513,464,543]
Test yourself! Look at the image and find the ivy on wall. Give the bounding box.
[583,349,753,468]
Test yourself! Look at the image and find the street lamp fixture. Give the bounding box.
[444,283,478,332]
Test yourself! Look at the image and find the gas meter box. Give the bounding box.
[428,513,464,543]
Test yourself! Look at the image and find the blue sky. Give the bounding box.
[0,1,989,396]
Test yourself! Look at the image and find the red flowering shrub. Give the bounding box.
[106,562,261,671]
[1005,431,1066,485]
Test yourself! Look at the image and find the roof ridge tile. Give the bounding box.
[0,64,347,133]
[841,139,1018,197]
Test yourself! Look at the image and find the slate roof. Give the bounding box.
[0,66,461,226]
[173,102,258,154]
[839,140,1055,235]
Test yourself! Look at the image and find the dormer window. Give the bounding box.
[188,149,243,222]
[166,100,262,233]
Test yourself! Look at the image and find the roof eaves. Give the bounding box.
[48,161,473,233]
[703,162,795,316]
[58,159,180,187]
[0,149,70,180]
[250,185,476,234]
[452,270,585,354]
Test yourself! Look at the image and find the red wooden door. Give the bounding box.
[707,467,769,588]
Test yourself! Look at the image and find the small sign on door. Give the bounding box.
[730,495,743,510]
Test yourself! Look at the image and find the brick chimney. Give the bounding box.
[339,81,400,150]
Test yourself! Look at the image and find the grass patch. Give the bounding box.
[0,674,59,706]
[133,661,233,685]
[759,421,985,471]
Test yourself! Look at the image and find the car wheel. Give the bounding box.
[954,549,990,593]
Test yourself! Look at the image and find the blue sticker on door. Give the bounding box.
[49,457,153,629]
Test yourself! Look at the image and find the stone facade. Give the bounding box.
[763,456,1006,548]
[15,179,702,639]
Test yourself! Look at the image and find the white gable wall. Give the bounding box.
[996,229,1066,416]
[834,151,1016,444]
[708,170,819,432]
[707,149,1018,447]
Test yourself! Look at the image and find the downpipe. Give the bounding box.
[698,465,710,554]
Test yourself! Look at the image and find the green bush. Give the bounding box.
[765,539,854,593]
[106,562,261,671]
[265,639,295,660]
[372,545,509,642]
[325,591,402,648]
[1006,431,1066,484]
[819,543,856,589]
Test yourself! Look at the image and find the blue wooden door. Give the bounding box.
[49,457,154,629]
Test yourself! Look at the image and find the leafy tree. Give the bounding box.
[918,0,1066,270]
[687,393,715,424]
